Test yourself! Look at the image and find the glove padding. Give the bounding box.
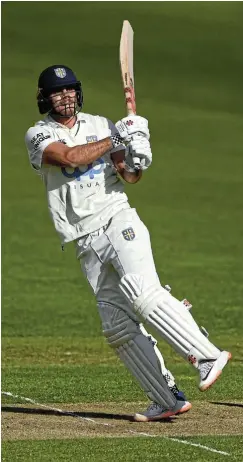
[115,115,150,141]
[124,134,152,172]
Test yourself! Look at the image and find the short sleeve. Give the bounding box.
[25,126,54,170]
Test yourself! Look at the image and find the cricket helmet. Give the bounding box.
[37,65,83,114]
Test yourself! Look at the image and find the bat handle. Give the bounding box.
[133,157,141,170]
[126,110,141,170]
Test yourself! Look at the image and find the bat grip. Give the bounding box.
[133,130,143,170]
[133,156,141,170]
[126,110,141,170]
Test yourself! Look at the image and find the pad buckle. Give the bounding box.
[181,298,193,310]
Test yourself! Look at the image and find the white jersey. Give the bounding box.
[25,112,130,244]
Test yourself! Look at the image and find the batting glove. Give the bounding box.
[125,135,152,171]
[115,115,150,141]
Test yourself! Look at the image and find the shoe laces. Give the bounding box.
[170,384,180,396]
[200,361,213,380]
[146,402,163,412]
[170,385,186,401]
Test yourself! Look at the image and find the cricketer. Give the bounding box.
[25,65,231,421]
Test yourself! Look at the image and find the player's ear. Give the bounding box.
[37,89,50,114]
[36,89,42,99]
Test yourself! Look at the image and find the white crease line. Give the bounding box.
[2,391,230,456]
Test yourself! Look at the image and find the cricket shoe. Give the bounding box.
[134,390,192,422]
[199,350,232,392]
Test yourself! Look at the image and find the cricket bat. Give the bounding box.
[119,20,141,169]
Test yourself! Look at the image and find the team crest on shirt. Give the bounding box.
[54,68,66,78]
[86,135,98,143]
[122,228,135,241]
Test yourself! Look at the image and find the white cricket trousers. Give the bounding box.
[75,207,178,395]
[75,207,160,314]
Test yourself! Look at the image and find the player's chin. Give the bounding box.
[57,105,76,117]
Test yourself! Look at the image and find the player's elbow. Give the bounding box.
[63,148,79,168]
[63,156,78,168]
[42,143,78,168]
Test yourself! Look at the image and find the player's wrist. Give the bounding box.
[110,134,124,149]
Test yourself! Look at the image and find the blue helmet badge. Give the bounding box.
[54,68,67,79]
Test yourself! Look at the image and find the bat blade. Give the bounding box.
[120,20,141,169]
[120,20,136,115]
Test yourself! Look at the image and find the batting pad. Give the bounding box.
[98,302,177,409]
[119,275,220,367]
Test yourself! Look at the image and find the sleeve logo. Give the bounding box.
[31,132,51,149]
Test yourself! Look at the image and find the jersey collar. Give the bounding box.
[45,114,78,130]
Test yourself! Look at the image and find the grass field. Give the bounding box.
[2,2,243,461]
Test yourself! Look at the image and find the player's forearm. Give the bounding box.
[65,138,113,167]
[117,164,142,184]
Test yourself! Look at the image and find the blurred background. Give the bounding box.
[2,5,243,459]
[2,1,243,338]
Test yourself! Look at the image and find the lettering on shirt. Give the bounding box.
[73,182,100,190]
[31,132,51,150]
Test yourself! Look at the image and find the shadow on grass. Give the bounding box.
[210,401,243,408]
[1,406,174,424]
[1,406,134,421]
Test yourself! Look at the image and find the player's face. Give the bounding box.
[50,88,77,116]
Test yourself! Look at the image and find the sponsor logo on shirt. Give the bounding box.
[61,158,105,181]
[31,132,51,150]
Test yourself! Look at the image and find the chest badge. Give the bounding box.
[122,227,135,241]
[86,135,98,143]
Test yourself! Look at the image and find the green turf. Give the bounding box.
[1,336,243,403]
[2,1,243,461]
[2,436,243,462]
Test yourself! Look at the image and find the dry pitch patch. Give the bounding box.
[2,401,243,440]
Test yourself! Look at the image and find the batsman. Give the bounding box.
[25,64,231,422]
